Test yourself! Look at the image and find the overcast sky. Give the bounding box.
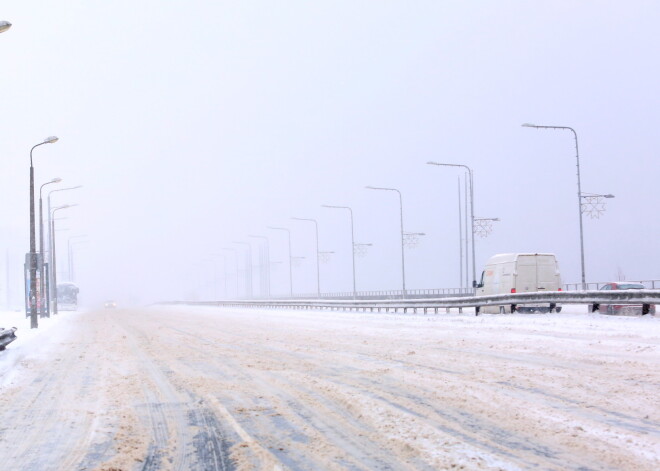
[1,1,659,306]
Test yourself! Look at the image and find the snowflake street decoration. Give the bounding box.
[403,232,425,249]
[353,243,372,258]
[473,218,498,238]
[291,256,305,268]
[581,195,607,219]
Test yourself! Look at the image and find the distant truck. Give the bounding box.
[475,253,563,313]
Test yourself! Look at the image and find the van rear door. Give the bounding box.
[536,255,560,291]
[516,255,538,292]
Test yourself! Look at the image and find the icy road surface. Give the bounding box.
[0,306,658,470]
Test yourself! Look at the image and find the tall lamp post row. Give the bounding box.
[47,185,82,310]
[38,177,62,315]
[221,125,611,300]
[27,135,82,327]
[229,179,461,300]
[232,187,417,300]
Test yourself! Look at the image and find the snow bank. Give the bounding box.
[0,309,82,387]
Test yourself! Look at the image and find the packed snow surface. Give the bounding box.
[0,305,658,470]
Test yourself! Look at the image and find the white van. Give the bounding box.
[476,253,562,313]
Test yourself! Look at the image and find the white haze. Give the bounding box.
[1,1,659,307]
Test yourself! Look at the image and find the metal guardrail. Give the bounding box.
[563,279,660,290]
[253,280,660,300]
[171,290,660,315]
[272,288,473,300]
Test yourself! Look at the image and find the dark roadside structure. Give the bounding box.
[0,327,17,351]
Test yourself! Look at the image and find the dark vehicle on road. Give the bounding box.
[598,282,655,315]
[57,282,79,311]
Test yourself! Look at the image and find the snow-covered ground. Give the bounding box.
[0,304,658,470]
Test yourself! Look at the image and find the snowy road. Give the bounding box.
[0,306,658,470]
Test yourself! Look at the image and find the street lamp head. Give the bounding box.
[521,123,537,128]
[53,204,69,212]
[366,185,399,193]
[365,185,390,191]
[43,136,59,144]
[0,21,11,33]
[604,194,615,199]
[291,217,316,222]
[51,177,63,184]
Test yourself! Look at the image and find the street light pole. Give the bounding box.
[47,185,82,304]
[39,177,62,316]
[222,248,239,298]
[522,123,586,289]
[232,242,253,298]
[248,235,271,298]
[67,235,88,282]
[457,178,463,289]
[51,204,74,314]
[427,162,477,288]
[321,205,357,299]
[268,227,293,297]
[291,217,321,298]
[365,186,407,297]
[28,136,58,328]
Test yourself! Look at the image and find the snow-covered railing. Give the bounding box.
[170,290,660,315]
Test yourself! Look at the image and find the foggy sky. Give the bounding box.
[1,1,659,306]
